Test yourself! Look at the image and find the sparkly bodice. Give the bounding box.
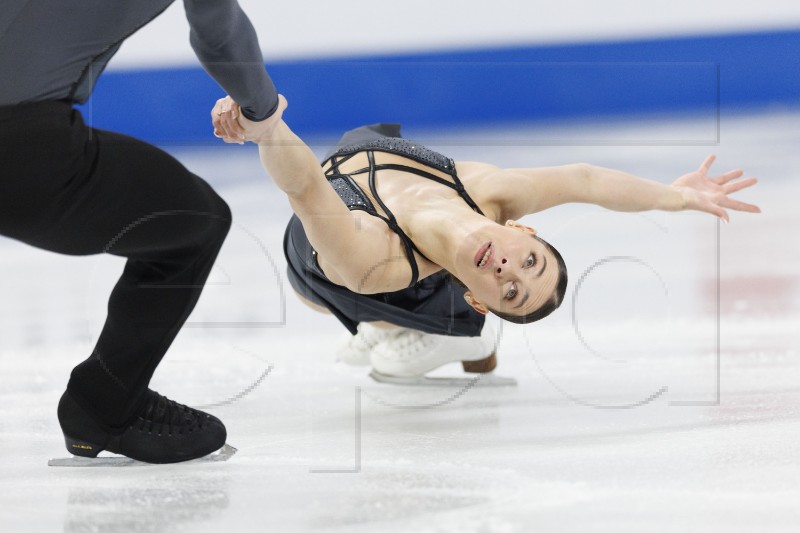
[320,134,482,287]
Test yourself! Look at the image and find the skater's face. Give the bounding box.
[456,221,561,318]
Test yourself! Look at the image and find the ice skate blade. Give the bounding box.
[47,443,237,467]
[369,370,517,387]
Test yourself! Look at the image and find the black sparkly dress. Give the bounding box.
[283,123,485,337]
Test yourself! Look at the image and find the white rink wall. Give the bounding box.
[111,0,800,68]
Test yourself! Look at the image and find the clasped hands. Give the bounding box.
[211,94,287,144]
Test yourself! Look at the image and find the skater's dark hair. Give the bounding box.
[489,236,567,324]
[452,235,568,325]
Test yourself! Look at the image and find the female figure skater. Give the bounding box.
[213,95,760,384]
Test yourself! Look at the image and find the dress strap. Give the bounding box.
[366,151,422,287]
[325,152,358,176]
[450,171,484,215]
[349,161,485,217]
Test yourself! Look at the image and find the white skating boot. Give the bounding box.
[368,322,516,386]
[335,322,405,366]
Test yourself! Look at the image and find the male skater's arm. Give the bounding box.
[184,0,278,133]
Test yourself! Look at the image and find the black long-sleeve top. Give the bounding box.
[0,0,278,120]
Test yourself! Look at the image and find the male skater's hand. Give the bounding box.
[212,95,287,144]
[670,154,761,222]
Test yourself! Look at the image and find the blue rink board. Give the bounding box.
[81,30,800,143]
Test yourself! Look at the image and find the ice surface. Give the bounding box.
[0,110,798,532]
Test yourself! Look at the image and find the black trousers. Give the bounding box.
[0,101,231,427]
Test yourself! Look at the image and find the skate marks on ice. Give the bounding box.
[369,370,516,388]
[361,371,517,411]
[47,443,237,467]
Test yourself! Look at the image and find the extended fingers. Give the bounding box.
[720,196,761,213]
[712,168,744,185]
[699,154,716,174]
[723,176,758,194]
[707,204,729,223]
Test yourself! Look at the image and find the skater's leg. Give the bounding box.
[1,104,230,457]
[294,291,332,315]
[292,289,405,365]
[60,132,231,427]
[369,321,498,378]
[63,152,232,427]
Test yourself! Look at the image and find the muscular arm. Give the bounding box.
[499,163,683,218]
[497,158,758,222]
[254,110,402,292]
[184,0,278,121]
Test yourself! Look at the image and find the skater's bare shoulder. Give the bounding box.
[456,161,593,221]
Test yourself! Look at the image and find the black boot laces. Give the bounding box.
[135,391,207,437]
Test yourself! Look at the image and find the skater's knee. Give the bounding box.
[211,202,232,245]
[214,196,233,233]
[294,291,331,315]
[196,192,232,248]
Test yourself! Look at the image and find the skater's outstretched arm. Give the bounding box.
[211,95,405,292]
[492,157,760,222]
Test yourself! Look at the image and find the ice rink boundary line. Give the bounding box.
[79,29,800,143]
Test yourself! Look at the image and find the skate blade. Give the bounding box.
[47,443,237,467]
[369,370,517,387]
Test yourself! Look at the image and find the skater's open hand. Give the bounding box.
[212,94,288,144]
[670,155,761,222]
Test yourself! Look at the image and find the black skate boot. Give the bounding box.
[57,389,227,464]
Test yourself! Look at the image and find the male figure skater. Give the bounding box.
[0,0,280,463]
